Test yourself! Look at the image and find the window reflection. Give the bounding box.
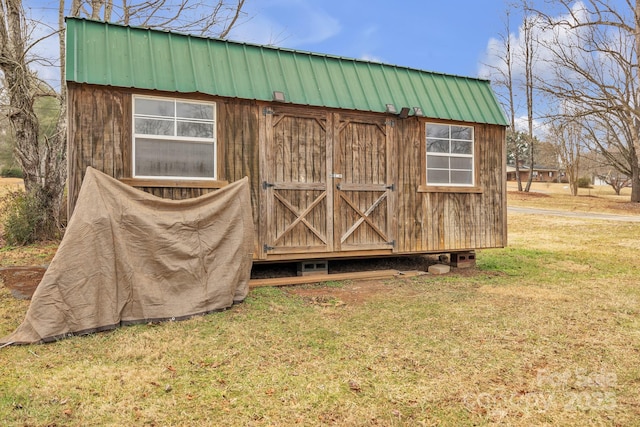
[133,96,217,179]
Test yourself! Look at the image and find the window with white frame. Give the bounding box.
[426,123,474,186]
[133,96,216,179]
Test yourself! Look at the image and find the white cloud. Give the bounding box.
[360,53,383,63]
[479,1,589,83]
[228,0,340,48]
[514,115,548,139]
[478,1,596,125]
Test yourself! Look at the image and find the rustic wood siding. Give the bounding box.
[68,85,262,253]
[395,119,506,252]
[67,83,131,214]
[218,99,261,225]
[396,117,423,252]
[68,83,506,262]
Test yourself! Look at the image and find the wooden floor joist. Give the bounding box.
[249,269,426,288]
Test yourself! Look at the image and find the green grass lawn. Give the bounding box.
[1,187,639,426]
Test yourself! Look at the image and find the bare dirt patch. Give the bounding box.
[287,267,491,306]
[0,266,46,299]
[287,279,401,305]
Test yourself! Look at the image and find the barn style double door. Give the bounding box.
[261,106,395,258]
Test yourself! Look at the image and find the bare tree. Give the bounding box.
[532,0,640,202]
[482,2,541,192]
[581,113,639,197]
[0,78,15,169]
[598,171,631,195]
[505,9,526,192]
[549,117,581,195]
[69,0,246,38]
[521,1,539,192]
[0,0,247,241]
[0,0,66,239]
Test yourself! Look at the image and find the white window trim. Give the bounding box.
[132,95,217,180]
[425,123,475,187]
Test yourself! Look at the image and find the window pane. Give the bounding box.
[135,98,174,117]
[451,126,472,140]
[427,139,449,153]
[177,121,214,138]
[425,123,474,187]
[135,118,174,136]
[427,124,449,138]
[427,169,450,184]
[451,170,473,184]
[451,140,472,154]
[450,156,472,170]
[135,138,215,178]
[177,102,214,120]
[427,155,449,169]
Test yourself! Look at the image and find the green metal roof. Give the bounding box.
[66,18,508,126]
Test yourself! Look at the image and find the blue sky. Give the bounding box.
[228,0,511,78]
[26,0,515,86]
[23,0,535,127]
[21,1,606,137]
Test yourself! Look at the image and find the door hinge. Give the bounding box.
[264,244,274,252]
[386,183,395,191]
[386,240,395,247]
[262,181,275,190]
[263,107,274,116]
[387,119,395,127]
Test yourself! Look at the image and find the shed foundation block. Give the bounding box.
[451,251,476,268]
[297,260,329,276]
[428,264,451,275]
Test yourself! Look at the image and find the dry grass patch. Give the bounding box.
[477,284,570,301]
[507,182,640,216]
[0,177,24,195]
[1,183,640,425]
[0,242,58,267]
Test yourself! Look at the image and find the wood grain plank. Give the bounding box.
[249,269,425,288]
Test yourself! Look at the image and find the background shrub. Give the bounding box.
[577,176,592,188]
[1,190,47,246]
[0,167,24,178]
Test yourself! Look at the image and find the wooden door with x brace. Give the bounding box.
[262,107,395,257]
[333,112,395,252]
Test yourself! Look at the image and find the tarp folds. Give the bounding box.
[1,167,254,345]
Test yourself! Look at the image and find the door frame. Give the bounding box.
[259,106,396,259]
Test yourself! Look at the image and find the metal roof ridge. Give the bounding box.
[64,16,493,84]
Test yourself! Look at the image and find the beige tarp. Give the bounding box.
[1,167,254,345]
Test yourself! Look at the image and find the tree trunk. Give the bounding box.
[1,0,66,239]
[524,145,534,192]
[515,152,523,191]
[635,0,640,202]
[631,164,640,202]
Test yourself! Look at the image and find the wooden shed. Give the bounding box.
[65,18,508,263]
